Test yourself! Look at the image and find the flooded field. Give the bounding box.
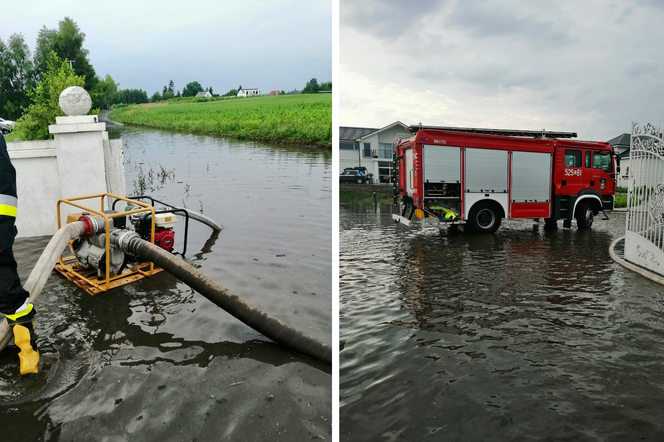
[340,203,664,441]
[0,127,332,440]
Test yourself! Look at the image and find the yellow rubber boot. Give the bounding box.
[12,324,39,375]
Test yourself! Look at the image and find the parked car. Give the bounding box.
[340,169,367,184]
[0,118,15,134]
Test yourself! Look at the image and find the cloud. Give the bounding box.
[341,0,664,141]
[448,1,571,47]
[626,59,659,78]
[0,0,332,94]
[341,0,447,40]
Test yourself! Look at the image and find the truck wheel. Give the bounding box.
[468,201,502,234]
[576,201,594,229]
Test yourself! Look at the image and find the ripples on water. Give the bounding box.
[0,127,331,441]
[341,203,664,441]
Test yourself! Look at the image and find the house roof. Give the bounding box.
[340,122,409,142]
[340,126,378,141]
[356,121,408,141]
[619,148,631,159]
[269,90,279,95]
[607,133,630,147]
[195,91,210,97]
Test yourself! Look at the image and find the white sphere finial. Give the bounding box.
[59,86,91,116]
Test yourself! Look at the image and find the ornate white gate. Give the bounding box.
[625,122,664,274]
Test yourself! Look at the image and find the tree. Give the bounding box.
[150,91,162,102]
[182,81,203,97]
[115,88,148,105]
[303,78,320,94]
[208,86,213,95]
[168,80,174,93]
[176,90,181,98]
[280,90,285,95]
[162,90,174,101]
[163,85,168,95]
[92,74,118,109]
[13,52,85,141]
[224,88,238,97]
[34,17,97,91]
[0,33,35,120]
[319,81,332,91]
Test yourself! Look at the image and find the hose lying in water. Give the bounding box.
[0,221,86,352]
[1,222,330,366]
[113,230,331,365]
[165,206,222,232]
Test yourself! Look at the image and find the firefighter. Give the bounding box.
[0,132,39,375]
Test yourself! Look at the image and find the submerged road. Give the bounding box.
[340,203,664,441]
[0,126,332,440]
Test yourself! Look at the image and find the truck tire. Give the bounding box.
[468,201,502,234]
[576,200,594,229]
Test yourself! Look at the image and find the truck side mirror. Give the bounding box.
[616,155,621,174]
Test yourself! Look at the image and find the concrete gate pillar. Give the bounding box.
[49,114,108,200]
[49,87,108,202]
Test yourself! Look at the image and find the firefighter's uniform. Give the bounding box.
[0,133,39,375]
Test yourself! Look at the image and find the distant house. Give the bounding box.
[237,87,260,97]
[269,90,280,96]
[339,121,408,184]
[286,89,301,95]
[607,133,632,188]
[195,91,212,98]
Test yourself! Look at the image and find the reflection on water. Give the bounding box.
[341,203,664,441]
[0,127,331,441]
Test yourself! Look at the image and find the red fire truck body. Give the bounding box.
[394,127,618,233]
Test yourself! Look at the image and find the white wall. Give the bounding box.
[339,148,361,171]
[357,125,408,184]
[7,118,125,238]
[8,140,60,237]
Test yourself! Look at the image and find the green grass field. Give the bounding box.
[109,94,331,147]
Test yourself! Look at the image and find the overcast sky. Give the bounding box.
[341,0,664,141]
[1,0,331,95]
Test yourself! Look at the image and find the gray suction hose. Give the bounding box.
[0,221,86,352]
[1,220,330,367]
[113,230,331,365]
[163,205,222,232]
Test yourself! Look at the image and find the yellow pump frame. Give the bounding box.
[54,193,163,296]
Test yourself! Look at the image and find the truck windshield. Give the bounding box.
[593,152,612,173]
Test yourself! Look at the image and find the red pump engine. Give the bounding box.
[151,213,177,252]
[131,212,178,252]
[154,227,175,252]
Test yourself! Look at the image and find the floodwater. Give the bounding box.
[340,203,664,441]
[0,126,332,441]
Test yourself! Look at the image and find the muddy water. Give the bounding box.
[0,127,331,441]
[340,203,664,441]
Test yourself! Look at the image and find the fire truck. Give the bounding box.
[392,126,619,233]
